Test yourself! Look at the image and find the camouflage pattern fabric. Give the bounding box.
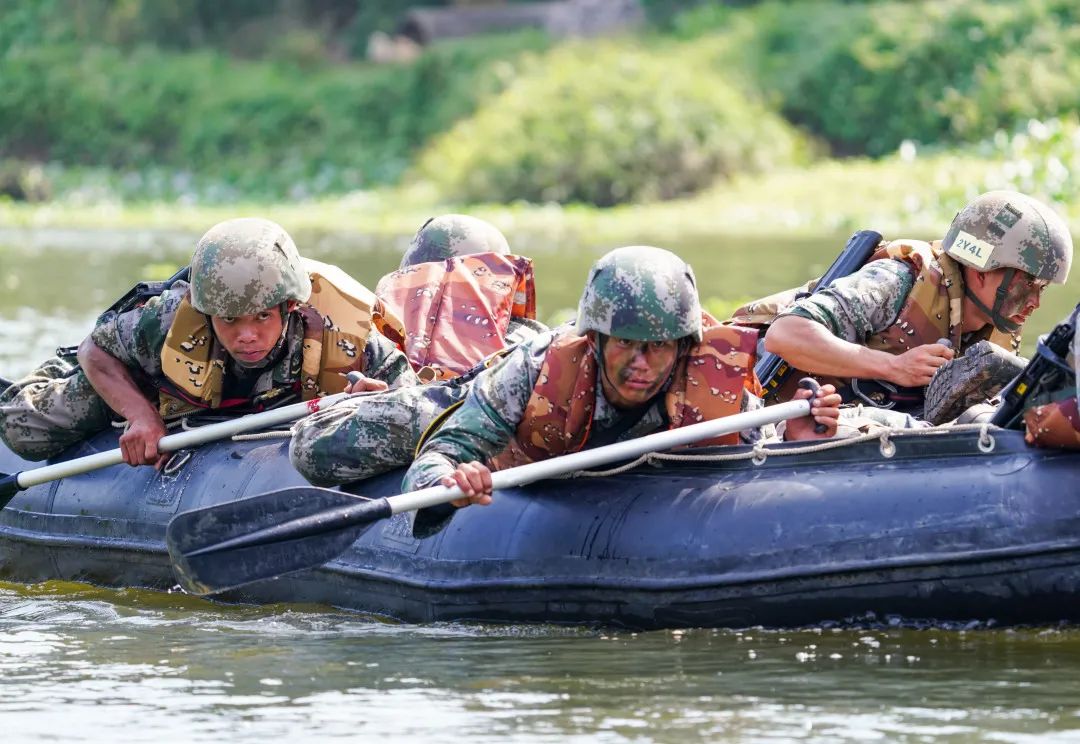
[94,283,415,407]
[489,318,758,469]
[782,258,917,345]
[576,246,702,342]
[923,340,1027,425]
[777,242,1022,411]
[190,217,312,317]
[403,327,773,493]
[290,369,477,486]
[399,214,510,270]
[0,282,414,461]
[374,253,540,380]
[505,317,548,347]
[0,357,112,461]
[942,191,1072,284]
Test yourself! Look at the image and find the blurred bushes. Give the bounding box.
[0,32,549,200]
[676,0,1080,157]
[974,116,1080,206]
[414,42,812,206]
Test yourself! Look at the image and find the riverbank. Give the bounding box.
[0,151,1007,243]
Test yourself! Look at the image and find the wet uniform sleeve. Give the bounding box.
[401,334,548,492]
[362,330,419,389]
[89,286,187,380]
[779,259,916,343]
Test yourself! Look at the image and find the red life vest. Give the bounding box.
[488,317,760,470]
[376,253,537,381]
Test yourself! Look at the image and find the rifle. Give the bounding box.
[990,304,1078,428]
[756,229,883,401]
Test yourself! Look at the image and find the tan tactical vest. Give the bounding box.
[734,239,1019,404]
[158,259,400,417]
[488,318,760,470]
[376,253,537,382]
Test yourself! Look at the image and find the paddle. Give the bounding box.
[0,379,364,508]
[167,382,821,596]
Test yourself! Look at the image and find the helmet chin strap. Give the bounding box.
[964,268,1020,334]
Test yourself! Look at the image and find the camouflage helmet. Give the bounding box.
[189,218,311,317]
[943,190,1073,283]
[576,246,703,342]
[399,214,510,269]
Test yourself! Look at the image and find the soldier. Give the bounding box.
[289,215,549,486]
[0,218,416,465]
[760,191,1072,416]
[375,214,547,382]
[400,246,842,530]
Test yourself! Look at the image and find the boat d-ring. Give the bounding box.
[977,425,996,453]
[162,450,193,476]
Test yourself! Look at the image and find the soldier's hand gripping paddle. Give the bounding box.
[166,382,822,596]
[0,385,362,510]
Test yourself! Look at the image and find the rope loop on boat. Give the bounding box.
[977,423,996,453]
[751,443,769,466]
[878,432,896,458]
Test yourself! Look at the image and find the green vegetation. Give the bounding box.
[678,0,1080,157]
[415,40,811,206]
[2,0,1080,213]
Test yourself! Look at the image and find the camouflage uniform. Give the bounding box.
[774,191,1072,417]
[401,327,774,494]
[781,258,917,345]
[0,218,416,462]
[403,246,770,493]
[290,361,481,486]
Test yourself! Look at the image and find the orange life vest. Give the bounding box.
[376,253,537,382]
[488,318,760,470]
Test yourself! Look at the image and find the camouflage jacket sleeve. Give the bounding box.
[402,333,550,492]
[780,259,917,343]
[362,330,419,389]
[89,284,188,379]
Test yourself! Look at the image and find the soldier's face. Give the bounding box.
[211,306,286,364]
[998,271,1048,324]
[967,268,1047,327]
[598,335,679,408]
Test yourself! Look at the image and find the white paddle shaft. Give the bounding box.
[387,396,812,514]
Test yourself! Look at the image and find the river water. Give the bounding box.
[2,227,1080,741]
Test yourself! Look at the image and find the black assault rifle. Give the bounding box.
[756,229,883,401]
[990,303,1078,428]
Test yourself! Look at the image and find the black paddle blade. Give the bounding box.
[167,486,391,596]
[0,472,21,508]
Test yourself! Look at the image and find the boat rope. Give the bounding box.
[573,422,999,478]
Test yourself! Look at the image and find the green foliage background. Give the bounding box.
[3,0,1080,206]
